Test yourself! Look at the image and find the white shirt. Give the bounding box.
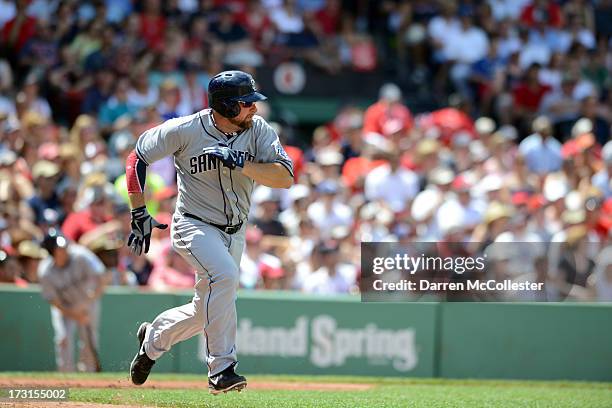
[445,26,489,64]
[127,87,159,110]
[270,8,304,33]
[302,265,355,294]
[364,165,419,212]
[518,133,562,174]
[488,0,531,20]
[0,95,16,118]
[519,42,551,69]
[307,201,353,238]
[428,16,460,43]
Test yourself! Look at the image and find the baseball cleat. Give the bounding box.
[208,363,247,395]
[130,322,155,385]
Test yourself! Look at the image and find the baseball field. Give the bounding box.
[0,372,610,408]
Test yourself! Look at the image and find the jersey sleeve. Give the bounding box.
[255,120,294,179]
[135,119,185,165]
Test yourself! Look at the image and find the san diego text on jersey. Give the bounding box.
[189,150,255,174]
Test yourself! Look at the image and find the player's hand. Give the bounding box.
[74,311,90,326]
[127,206,168,256]
[202,146,245,169]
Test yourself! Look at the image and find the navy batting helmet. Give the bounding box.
[208,71,267,118]
[41,228,68,255]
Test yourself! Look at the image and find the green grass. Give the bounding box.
[1,372,611,407]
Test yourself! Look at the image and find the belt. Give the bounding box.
[183,213,243,235]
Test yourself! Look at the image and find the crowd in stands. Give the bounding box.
[0,0,611,300]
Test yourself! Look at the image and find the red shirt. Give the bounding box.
[283,145,304,182]
[2,15,37,52]
[315,7,341,36]
[139,14,167,50]
[512,83,552,113]
[418,108,476,146]
[362,101,414,136]
[342,157,386,192]
[61,210,111,243]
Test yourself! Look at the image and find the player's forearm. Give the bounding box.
[50,301,78,319]
[126,149,147,209]
[128,193,146,209]
[242,162,293,189]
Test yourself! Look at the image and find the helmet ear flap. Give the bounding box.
[224,100,241,118]
[211,99,240,118]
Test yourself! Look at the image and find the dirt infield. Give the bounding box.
[0,377,372,391]
[0,403,143,408]
[0,376,373,407]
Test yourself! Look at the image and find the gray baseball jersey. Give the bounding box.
[135,109,293,225]
[38,244,106,311]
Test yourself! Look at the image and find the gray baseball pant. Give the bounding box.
[142,215,245,377]
[50,301,100,372]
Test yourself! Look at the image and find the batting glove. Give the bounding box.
[202,146,245,170]
[127,206,168,255]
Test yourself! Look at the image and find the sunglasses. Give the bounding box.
[239,101,254,108]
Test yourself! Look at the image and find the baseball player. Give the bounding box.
[37,229,109,372]
[127,70,293,394]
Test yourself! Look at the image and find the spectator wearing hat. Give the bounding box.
[470,201,514,252]
[364,147,419,213]
[16,240,47,283]
[314,147,344,182]
[518,115,562,174]
[437,174,483,231]
[259,252,288,290]
[304,126,334,164]
[307,180,353,239]
[28,160,62,225]
[362,83,413,137]
[279,184,311,236]
[62,186,113,243]
[79,223,135,286]
[252,186,287,236]
[0,249,27,286]
[573,95,610,147]
[302,240,356,294]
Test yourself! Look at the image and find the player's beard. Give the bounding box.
[228,114,254,130]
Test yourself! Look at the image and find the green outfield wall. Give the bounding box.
[0,286,610,381]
